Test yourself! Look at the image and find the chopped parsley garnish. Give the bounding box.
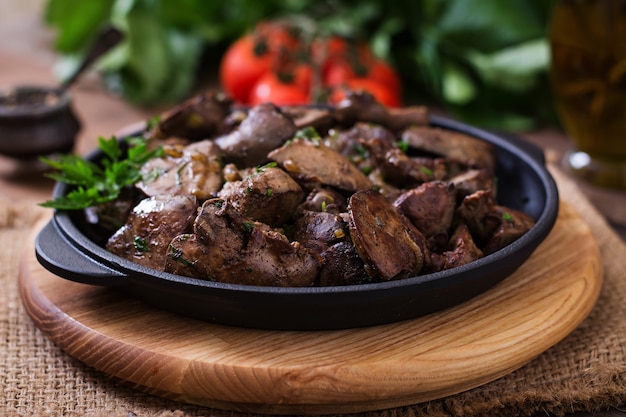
[241,221,255,234]
[419,166,434,177]
[133,236,149,252]
[502,212,514,222]
[294,126,321,142]
[256,161,277,172]
[175,161,189,187]
[396,141,409,153]
[169,243,193,266]
[40,135,164,210]
[145,115,161,131]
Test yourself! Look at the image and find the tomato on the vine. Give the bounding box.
[219,19,404,108]
[249,70,310,106]
[219,34,272,103]
[324,57,401,97]
[368,59,402,96]
[328,78,401,108]
[220,23,302,104]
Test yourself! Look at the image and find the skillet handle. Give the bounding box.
[35,220,127,286]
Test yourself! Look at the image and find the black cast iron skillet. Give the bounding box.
[35,115,559,330]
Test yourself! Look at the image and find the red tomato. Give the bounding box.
[323,59,361,87]
[328,78,401,108]
[318,38,372,81]
[249,71,310,106]
[219,34,272,104]
[312,36,349,62]
[254,20,301,54]
[369,58,402,95]
[286,64,313,96]
[323,57,402,97]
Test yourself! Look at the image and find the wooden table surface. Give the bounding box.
[1,2,625,417]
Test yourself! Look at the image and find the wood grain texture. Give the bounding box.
[18,202,603,415]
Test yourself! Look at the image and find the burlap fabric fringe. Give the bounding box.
[1,165,625,417]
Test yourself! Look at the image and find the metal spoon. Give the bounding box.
[57,25,124,93]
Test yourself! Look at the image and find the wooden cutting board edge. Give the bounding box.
[18,202,603,415]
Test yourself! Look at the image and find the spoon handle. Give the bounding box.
[59,26,124,92]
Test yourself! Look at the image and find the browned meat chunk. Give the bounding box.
[280,105,335,133]
[151,91,233,141]
[168,198,321,287]
[164,233,211,279]
[363,137,448,187]
[217,165,304,227]
[242,227,321,287]
[439,223,484,270]
[290,210,349,254]
[215,103,297,167]
[449,169,496,200]
[402,126,496,172]
[137,141,222,200]
[332,90,429,132]
[456,189,501,246]
[297,187,348,214]
[268,138,373,192]
[106,195,198,270]
[83,187,144,238]
[327,122,396,158]
[456,191,535,254]
[348,189,423,281]
[319,241,372,286]
[482,207,535,255]
[394,181,457,251]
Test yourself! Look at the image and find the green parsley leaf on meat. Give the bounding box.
[39,135,163,210]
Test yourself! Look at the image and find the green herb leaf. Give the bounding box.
[40,134,163,209]
[133,236,149,252]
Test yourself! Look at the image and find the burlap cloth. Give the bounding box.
[1,164,625,417]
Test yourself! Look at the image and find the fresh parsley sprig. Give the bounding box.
[40,136,164,210]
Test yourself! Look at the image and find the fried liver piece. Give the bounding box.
[137,140,222,200]
[363,137,448,187]
[166,198,320,287]
[106,195,198,270]
[268,138,372,192]
[319,241,372,286]
[456,190,535,253]
[332,90,429,132]
[394,181,457,252]
[456,189,501,246]
[290,210,349,254]
[280,105,335,134]
[402,126,496,172]
[218,166,304,227]
[348,189,424,281]
[296,186,348,214]
[482,206,535,255]
[327,122,396,159]
[449,168,496,201]
[439,223,484,270]
[151,91,233,141]
[215,103,297,167]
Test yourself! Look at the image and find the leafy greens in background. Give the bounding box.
[44,0,557,130]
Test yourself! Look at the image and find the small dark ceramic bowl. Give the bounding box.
[35,115,559,330]
[0,86,80,158]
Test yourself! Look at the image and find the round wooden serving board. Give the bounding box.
[19,202,602,415]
